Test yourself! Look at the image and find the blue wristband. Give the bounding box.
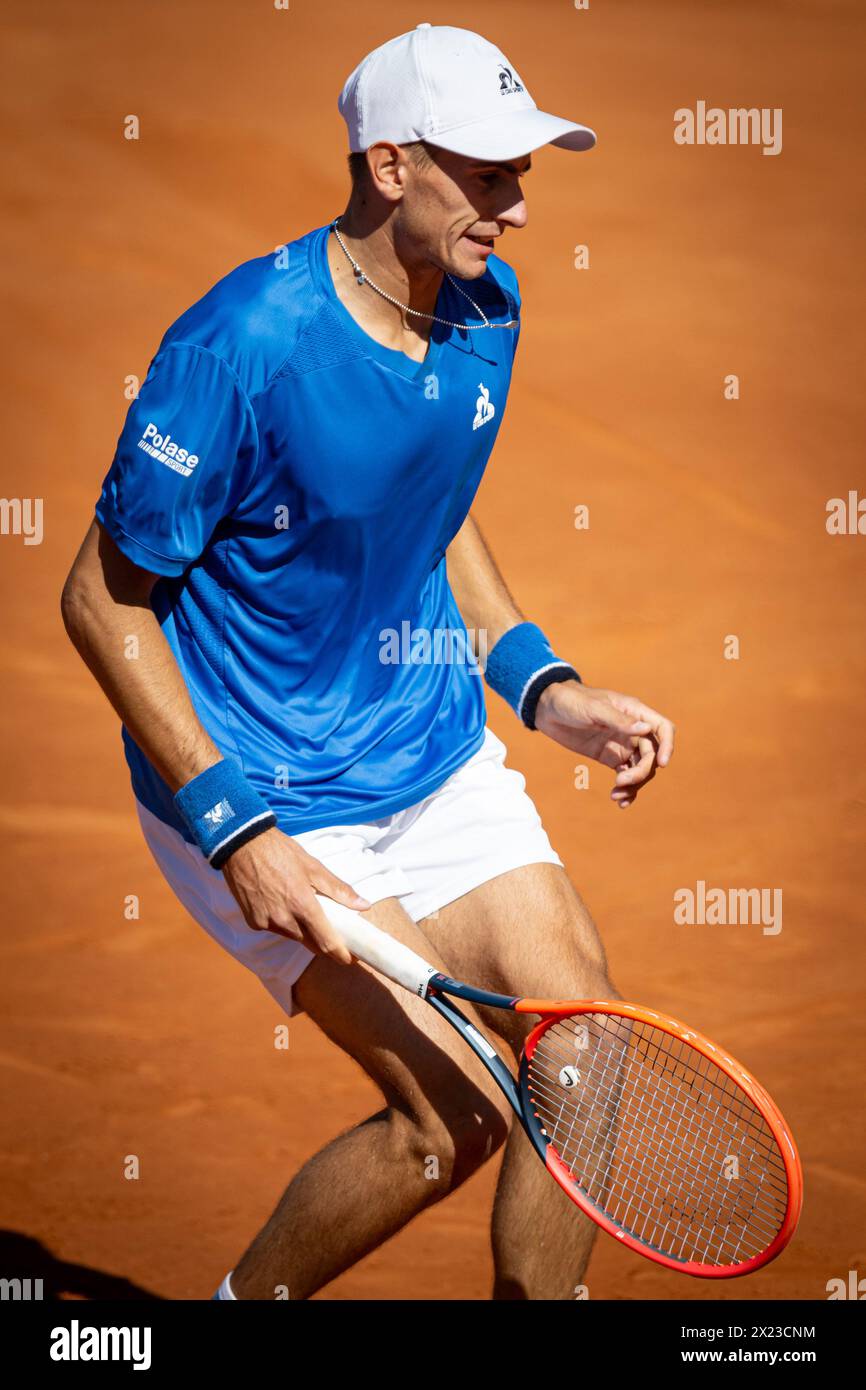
[174,759,277,870]
[484,622,581,730]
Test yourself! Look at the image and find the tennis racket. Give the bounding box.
[317,897,802,1279]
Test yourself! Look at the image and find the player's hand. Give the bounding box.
[533,680,676,808]
[220,827,371,961]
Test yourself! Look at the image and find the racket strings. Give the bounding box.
[535,1022,784,1193]
[525,1013,789,1268]
[534,1034,786,1205]
[531,1041,776,1266]
[532,1021,785,1264]
[538,1029,783,1265]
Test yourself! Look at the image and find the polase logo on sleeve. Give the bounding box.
[137,421,200,477]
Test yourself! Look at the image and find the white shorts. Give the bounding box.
[136,727,563,1017]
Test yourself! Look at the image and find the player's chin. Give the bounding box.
[449,233,496,278]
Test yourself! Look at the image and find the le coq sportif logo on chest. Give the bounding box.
[137,421,200,477]
[473,383,496,431]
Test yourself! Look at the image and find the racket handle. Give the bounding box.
[314,896,438,998]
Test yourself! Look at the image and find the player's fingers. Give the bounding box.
[614,738,657,788]
[610,788,634,805]
[595,738,636,771]
[602,692,676,768]
[291,887,357,964]
[307,862,372,913]
[591,698,652,743]
[623,701,676,768]
[611,790,635,808]
[653,716,676,767]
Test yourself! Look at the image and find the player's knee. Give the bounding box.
[448,1102,511,1186]
[399,1094,510,1196]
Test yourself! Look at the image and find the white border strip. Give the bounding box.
[207,810,275,863]
[516,661,574,719]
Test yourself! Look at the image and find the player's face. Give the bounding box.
[404,147,531,280]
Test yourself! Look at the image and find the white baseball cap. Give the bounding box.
[338,23,597,162]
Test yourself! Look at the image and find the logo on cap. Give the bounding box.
[497,64,524,97]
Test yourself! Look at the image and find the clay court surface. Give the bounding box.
[1,1,863,1299]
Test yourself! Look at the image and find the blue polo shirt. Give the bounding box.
[96,222,521,837]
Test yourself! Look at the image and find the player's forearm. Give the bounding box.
[445,512,523,659]
[70,606,219,792]
[61,525,221,792]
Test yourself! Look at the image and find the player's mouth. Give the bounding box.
[462,232,497,256]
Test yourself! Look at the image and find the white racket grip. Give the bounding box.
[314,895,438,997]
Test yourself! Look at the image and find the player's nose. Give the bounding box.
[498,196,528,231]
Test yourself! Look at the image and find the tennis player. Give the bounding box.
[62,25,674,1300]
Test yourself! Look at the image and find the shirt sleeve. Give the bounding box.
[95,342,258,577]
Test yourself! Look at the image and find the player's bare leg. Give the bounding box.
[421,862,619,1300]
[229,897,511,1300]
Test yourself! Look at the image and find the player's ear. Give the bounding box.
[366,142,414,203]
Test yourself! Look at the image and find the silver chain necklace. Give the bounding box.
[330,217,517,331]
